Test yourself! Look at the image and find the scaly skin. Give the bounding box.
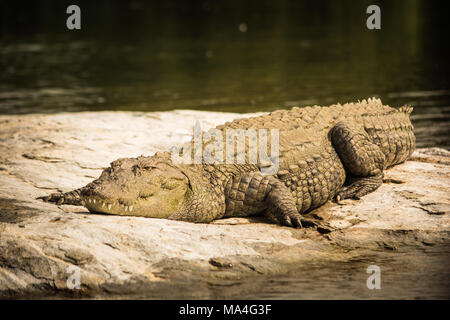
[41,98,415,228]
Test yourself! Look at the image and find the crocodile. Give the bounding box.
[41,98,415,228]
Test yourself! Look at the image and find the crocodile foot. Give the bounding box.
[38,190,83,206]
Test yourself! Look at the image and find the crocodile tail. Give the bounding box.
[398,105,413,114]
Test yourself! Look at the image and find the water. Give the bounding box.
[104,244,450,300]
[1,0,449,148]
[242,245,450,299]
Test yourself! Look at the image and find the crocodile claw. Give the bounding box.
[38,190,82,206]
[281,214,303,228]
[38,192,65,203]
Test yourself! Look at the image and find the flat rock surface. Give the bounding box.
[0,111,449,299]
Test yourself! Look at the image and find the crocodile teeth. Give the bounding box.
[129,206,133,212]
[93,199,96,204]
[125,206,129,212]
[107,204,112,210]
[81,200,86,206]
[259,161,273,168]
[102,202,106,208]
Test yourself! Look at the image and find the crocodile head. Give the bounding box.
[80,154,189,217]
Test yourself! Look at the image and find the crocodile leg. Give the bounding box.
[331,121,386,200]
[39,188,84,205]
[225,172,317,228]
[264,178,319,228]
[262,176,303,227]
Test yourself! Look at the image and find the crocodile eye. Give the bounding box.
[139,185,159,198]
[139,190,155,198]
[161,180,179,190]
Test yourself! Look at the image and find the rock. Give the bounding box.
[0,110,449,298]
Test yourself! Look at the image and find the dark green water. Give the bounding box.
[1,1,449,299]
[1,0,449,148]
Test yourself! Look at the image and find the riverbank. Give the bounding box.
[0,110,449,298]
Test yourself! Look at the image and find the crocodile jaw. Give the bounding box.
[81,197,135,215]
[78,155,190,218]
